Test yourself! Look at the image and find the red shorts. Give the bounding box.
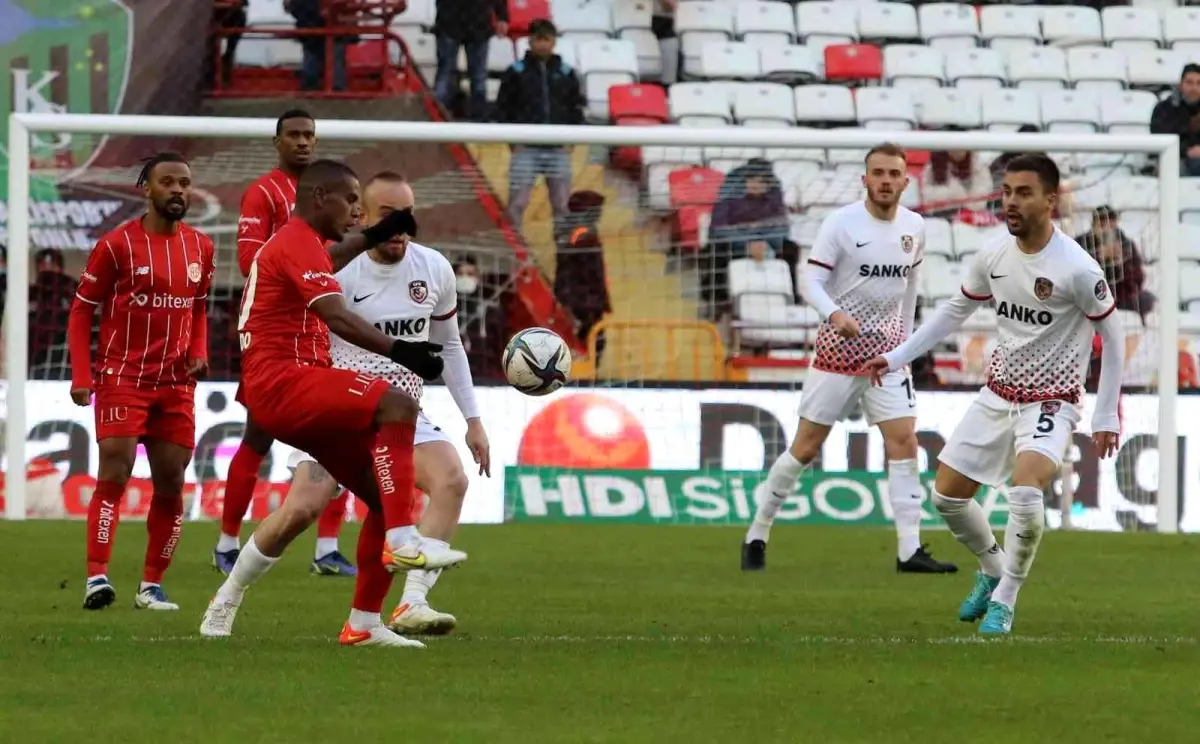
[243,365,390,500]
[94,385,196,449]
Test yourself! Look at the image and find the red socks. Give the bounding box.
[222,443,264,537]
[352,509,393,613]
[86,480,126,576]
[143,493,183,584]
[317,491,349,539]
[371,422,417,531]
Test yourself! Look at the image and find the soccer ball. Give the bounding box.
[503,327,572,396]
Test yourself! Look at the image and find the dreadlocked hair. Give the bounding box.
[136,152,189,188]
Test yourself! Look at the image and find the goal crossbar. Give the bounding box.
[3,113,1181,531]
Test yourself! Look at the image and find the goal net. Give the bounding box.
[2,115,1182,535]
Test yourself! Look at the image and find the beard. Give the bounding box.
[153,197,188,222]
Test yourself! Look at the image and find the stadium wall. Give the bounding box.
[1,381,1190,532]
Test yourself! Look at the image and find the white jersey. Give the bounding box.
[961,227,1114,404]
[329,242,457,401]
[806,201,925,374]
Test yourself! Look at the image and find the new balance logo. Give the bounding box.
[135,266,150,276]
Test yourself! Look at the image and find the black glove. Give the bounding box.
[361,208,418,248]
[388,339,443,380]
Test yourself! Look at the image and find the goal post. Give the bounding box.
[3,112,1182,531]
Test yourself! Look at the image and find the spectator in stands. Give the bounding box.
[496,19,585,231]
[28,248,77,379]
[702,159,788,318]
[433,0,508,120]
[1151,64,1200,177]
[285,0,352,91]
[554,190,612,363]
[1075,205,1154,322]
[652,0,679,85]
[207,0,247,88]
[920,131,995,217]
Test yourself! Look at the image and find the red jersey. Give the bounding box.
[72,217,215,390]
[237,216,342,383]
[237,167,297,277]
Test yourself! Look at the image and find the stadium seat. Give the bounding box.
[346,40,388,73]
[776,161,824,206]
[729,258,796,304]
[645,146,704,210]
[1102,6,1163,50]
[855,87,916,130]
[1067,47,1128,93]
[979,5,1041,55]
[1178,223,1200,262]
[669,82,732,125]
[1099,89,1158,132]
[612,0,652,32]
[677,1,735,77]
[915,87,982,129]
[945,48,1006,90]
[924,262,966,301]
[618,28,663,79]
[923,217,954,259]
[487,36,517,74]
[1164,8,1200,48]
[1110,176,1159,211]
[579,38,638,76]
[1041,6,1104,47]
[1127,48,1184,89]
[981,88,1041,130]
[669,166,725,250]
[270,39,304,67]
[824,44,883,83]
[884,45,945,90]
[1180,264,1200,304]
[918,3,980,52]
[1008,47,1069,91]
[794,84,856,126]
[951,223,1007,260]
[788,214,823,246]
[1040,90,1102,132]
[735,1,796,47]
[552,0,614,37]
[759,45,819,84]
[1180,178,1200,218]
[392,0,434,29]
[698,41,762,80]
[234,39,276,67]
[798,169,862,208]
[508,0,552,37]
[705,145,767,175]
[608,83,668,122]
[858,2,919,42]
[734,83,797,126]
[394,28,437,80]
[247,0,292,26]
[794,2,857,45]
[765,128,828,170]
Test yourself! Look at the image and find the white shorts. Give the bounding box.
[798,368,916,427]
[938,388,1081,488]
[285,410,451,473]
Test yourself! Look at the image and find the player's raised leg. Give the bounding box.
[136,437,190,611]
[931,464,1006,622]
[83,435,137,609]
[742,416,827,571]
[875,412,956,574]
[214,420,274,574]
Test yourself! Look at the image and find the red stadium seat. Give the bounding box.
[509,0,552,38]
[669,167,725,252]
[824,43,883,82]
[608,84,669,123]
[609,116,664,175]
[346,40,387,73]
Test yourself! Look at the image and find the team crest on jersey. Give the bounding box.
[187,263,202,283]
[1033,277,1054,301]
[901,235,915,253]
[1094,279,1109,301]
[1041,401,1061,415]
[409,280,428,303]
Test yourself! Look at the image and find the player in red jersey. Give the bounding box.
[68,152,215,612]
[200,160,466,648]
[214,109,358,578]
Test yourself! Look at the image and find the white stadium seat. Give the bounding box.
[1068,47,1128,93]
[578,39,639,76]
[734,83,797,126]
[247,0,293,26]
[924,262,966,301]
[794,84,856,125]
[855,87,916,129]
[1178,223,1200,263]
[735,1,796,47]
[487,37,516,74]
[394,28,437,78]
[1040,90,1101,132]
[918,3,980,52]
[1110,176,1160,211]
[795,1,857,43]
[1164,8,1200,48]
[979,5,1041,54]
[270,39,303,66]
[1100,90,1159,129]
[945,48,1006,90]
[1102,6,1163,50]
[669,82,732,124]
[915,87,982,129]
[884,44,945,89]
[1127,49,1184,89]
[698,41,761,79]
[729,258,796,301]
[1041,6,1104,47]
[923,217,955,259]
[858,2,919,41]
[1008,47,1069,91]
[620,28,664,79]
[612,0,653,32]
[1181,265,1200,304]
[981,88,1041,130]
[759,45,820,84]
[1180,178,1200,216]
[553,0,614,37]
[676,1,735,78]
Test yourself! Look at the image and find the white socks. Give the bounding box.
[746,452,810,543]
[216,532,240,553]
[386,525,419,549]
[348,609,382,631]
[216,535,279,602]
[932,490,1005,578]
[401,567,443,607]
[888,458,923,561]
[992,485,1045,609]
[315,537,338,560]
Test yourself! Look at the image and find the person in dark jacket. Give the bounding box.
[1075,205,1154,321]
[496,19,586,231]
[553,190,612,364]
[28,247,77,379]
[1151,64,1200,176]
[285,0,353,91]
[433,0,508,120]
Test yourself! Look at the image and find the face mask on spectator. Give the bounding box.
[456,275,479,295]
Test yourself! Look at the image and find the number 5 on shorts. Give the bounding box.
[1037,411,1055,433]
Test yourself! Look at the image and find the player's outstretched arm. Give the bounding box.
[310,294,445,380]
[430,313,490,475]
[327,208,419,272]
[1091,311,1124,457]
[865,292,982,383]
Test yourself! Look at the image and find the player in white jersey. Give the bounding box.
[742,143,956,575]
[201,172,489,645]
[865,153,1123,635]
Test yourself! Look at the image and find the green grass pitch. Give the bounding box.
[1,521,1198,743]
